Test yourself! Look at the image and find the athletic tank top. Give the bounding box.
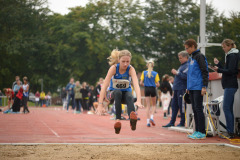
[23,84,29,97]
[109,63,132,92]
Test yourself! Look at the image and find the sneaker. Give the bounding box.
[110,115,116,120]
[187,131,198,139]
[177,123,185,127]
[150,119,156,126]
[189,132,206,140]
[147,123,151,127]
[3,109,11,114]
[130,111,138,131]
[227,133,235,139]
[162,123,174,128]
[87,111,94,114]
[220,132,235,139]
[114,121,121,134]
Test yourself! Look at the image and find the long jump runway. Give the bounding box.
[0,107,235,144]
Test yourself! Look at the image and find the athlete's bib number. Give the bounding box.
[112,79,129,89]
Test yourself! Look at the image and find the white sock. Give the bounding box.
[147,119,150,124]
[151,115,154,120]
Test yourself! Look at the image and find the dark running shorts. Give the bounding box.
[144,86,156,97]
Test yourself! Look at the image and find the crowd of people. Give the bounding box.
[0,38,239,140]
[0,76,52,113]
[0,76,30,113]
[60,78,101,114]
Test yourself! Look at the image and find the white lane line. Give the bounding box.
[40,120,60,138]
[0,143,239,149]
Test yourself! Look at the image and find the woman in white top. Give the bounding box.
[22,77,30,113]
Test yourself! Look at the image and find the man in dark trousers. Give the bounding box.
[162,51,189,127]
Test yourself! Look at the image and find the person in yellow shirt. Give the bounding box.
[40,91,45,107]
[140,61,160,127]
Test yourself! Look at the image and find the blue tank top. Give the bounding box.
[109,63,132,92]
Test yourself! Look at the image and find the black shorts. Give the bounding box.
[144,87,156,97]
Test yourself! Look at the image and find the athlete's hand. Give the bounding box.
[134,101,144,108]
[95,104,106,116]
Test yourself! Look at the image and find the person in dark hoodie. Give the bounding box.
[184,39,209,140]
[213,39,239,139]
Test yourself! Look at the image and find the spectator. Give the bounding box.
[66,78,75,112]
[168,76,174,88]
[22,77,30,113]
[184,39,208,140]
[213,39,239,139]
[95,78,104,101]
[162,51,189,128]
[167,76,174,116]
[46,92,51,107]
[35,91,40,107]
[140,61,160,127]
[13,80,21,97]
[0,90,3,107]
[74,81,82,114]
[12,87,23,112]
[12,76,22,90]
[160,74,172,119]
[2,88,14,113]
[88,85,95,113]
[80,82,89,111]
[61,87,67,110]
[40,91,46,107]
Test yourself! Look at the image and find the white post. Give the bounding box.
[200,0,206,55]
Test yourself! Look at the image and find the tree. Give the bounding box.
[0,0,50,91]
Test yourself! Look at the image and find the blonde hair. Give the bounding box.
[108,49,120,66]
[222,39,235,48]
[107,49,132,66]
[23,76,28,82]
[147,61,154,78]
[75,81,80,86]
[82,82,87,88]
[119,50,132,59]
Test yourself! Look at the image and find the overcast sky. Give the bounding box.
[47,0,240,17]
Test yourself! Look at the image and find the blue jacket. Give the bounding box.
[187,49,209,90]
[66,83,75,95]
[173,62,188,91]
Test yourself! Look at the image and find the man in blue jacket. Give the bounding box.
[162,51,189,128]
[185,39,209,140]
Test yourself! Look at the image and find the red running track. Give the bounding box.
[0,107,232,144]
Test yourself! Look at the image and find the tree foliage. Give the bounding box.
[0,0,239,94]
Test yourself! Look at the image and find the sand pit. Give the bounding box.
[0,144,240,160]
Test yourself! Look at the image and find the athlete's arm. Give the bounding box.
[96,65,116,115]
